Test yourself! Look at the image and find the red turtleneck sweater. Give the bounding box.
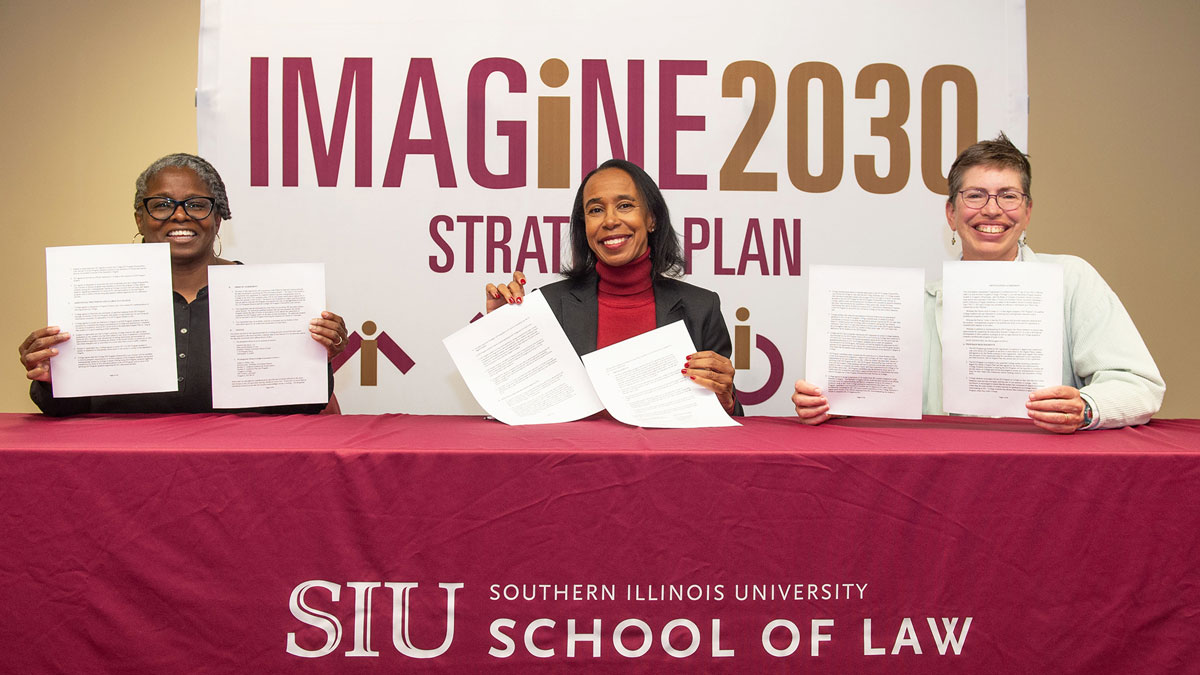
[596,250,656,349]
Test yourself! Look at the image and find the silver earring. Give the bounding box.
[1019,233,1027,247]
[132,232,144,244]
[215,234,223,257]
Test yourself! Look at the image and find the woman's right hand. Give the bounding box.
[19,327,71,383]
[485,271,526,314]
[792,379,831,425]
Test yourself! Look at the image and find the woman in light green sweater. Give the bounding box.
[793,134,1164,433]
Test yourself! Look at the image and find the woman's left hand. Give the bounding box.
[684,351,737,414]
[1026,385,1087,433]
[310,311,349,361]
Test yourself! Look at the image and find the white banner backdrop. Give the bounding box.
[197,0,1027,414]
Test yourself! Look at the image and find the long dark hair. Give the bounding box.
[561,158,687,280]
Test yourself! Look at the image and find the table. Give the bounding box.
[2,413,1198,673]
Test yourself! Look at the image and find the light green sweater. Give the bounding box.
[924,247,1165,429]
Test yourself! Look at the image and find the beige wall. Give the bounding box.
[2,1,1196,416]
[1026,1,1199,419]
[2,1,200,413]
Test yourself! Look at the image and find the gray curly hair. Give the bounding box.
[134,153,232,220]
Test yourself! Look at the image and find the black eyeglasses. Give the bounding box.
[958,189,1027,211]
[140,196,216,221]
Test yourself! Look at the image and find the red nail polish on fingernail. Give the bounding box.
[492,292,500,299]
[516,297,522,304]
[690,376,696,381]
[685,355,692,360]
[519,278,526,285]
[680,369,687,374]
[507,297,514,304]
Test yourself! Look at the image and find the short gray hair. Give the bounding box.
[134,153,232,220]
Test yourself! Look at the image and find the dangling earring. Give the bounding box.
[132,232,144,244]
[1019,233,1027,248]
[214,234,223,257]
[951,232,956,246]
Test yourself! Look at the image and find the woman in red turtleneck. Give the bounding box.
[485,159,741,415]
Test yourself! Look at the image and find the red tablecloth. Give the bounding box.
[2,413,1198,673]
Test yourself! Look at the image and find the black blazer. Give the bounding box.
[538,273,743,415]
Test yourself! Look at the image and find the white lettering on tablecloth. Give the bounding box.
[286,580,463,658]
[488,618,736,659]
[285,579,972,661]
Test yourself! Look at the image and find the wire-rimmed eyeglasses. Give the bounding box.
[958,189,1027,211]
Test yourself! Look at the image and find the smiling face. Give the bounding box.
[136,166,221,265]
[947,165,1032,261]
[582,168,653,267]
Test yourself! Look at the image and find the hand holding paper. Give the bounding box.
[484,270,527,313]
[309,310,350,361]
[43,243,178,398]
[447,296,738,428]
[208,263,330,409]
[791,379,831,425]
[804,265,924,420]
[18,326,71,383]
[444,290,604,425]
[681,349,738,414]
[1025,385,1087,433]
[581,321,739,428]
[942,261,1064,418]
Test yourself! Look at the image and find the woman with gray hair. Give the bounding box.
[17,153,348,415]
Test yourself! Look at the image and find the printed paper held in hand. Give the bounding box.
[804,265,925,419]
[208,263,329,409]
[942,261,1064,418]
[581,321,740,428]
[45,243,178,398]
[443,291,604,425]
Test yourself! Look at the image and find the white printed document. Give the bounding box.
[582,321,740,429]
[45,243,178,398]
[804,265,924,419]
[443,290,604,425]
[941,261,1064,418]
[208,263,329,409]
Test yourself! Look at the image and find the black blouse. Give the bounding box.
[31,287,332,416]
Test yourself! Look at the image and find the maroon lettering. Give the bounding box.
[773,218,802,275]
[383,58,457,188]
[282,57,373,187]
[515,216,547,274]
[467,58,527,189]
[737,218,768,275]
[428,215,455,273]
[581,60,645,176]
[712,217,735,275]
[683,217,710,275]
[545,215,569,272]
[250,57,270,186]
[458,215,483,272]
[659,60,707,190]
[486,216,513,273]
